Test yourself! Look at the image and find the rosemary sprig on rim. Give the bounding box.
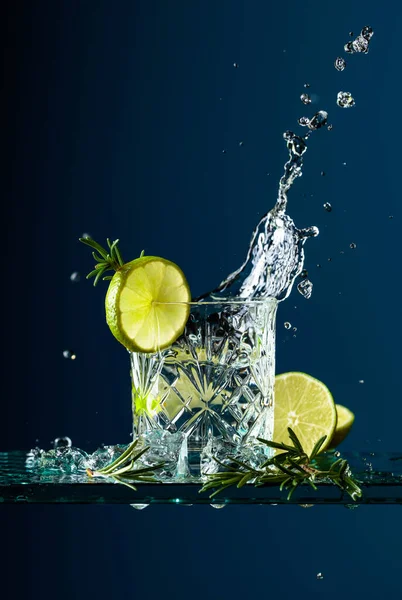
[79,236,125,286]
[86,439,165,491]
[199,428,363,502]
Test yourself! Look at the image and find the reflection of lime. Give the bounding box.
[274,372,337,457]
[327,404,355,449]
[105,256,191,353]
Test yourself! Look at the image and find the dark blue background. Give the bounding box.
[2,1,402,598]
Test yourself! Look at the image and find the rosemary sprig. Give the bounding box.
[79,236,125,285]
[86,439,165,491]
[199,428,363,502]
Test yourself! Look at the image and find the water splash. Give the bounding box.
[337,91,355,108]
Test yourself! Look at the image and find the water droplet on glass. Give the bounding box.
[308,110,328,130]
[359,379,365,384]
[350,242,357,249]
[70,271,80,283]
[210,503,226,509]
[334,57,346,71]
[130,504,149,510]
[298,116,310,127]
[297,279,313,299]
[284,322,291,330]
[54,437,72,449]
[301,269,308,278]
[300,93,311,105]
[233,62,239,68]
[63,349,77,360]
[337,91,355,108]
[323,202,332,212]
[316,573,324,580]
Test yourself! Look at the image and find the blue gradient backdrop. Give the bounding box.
[2,1,402,599]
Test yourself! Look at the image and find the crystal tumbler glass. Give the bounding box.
[130,299,277,475]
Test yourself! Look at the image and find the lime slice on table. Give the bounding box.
[327,404,355,449]
[105,256,191,353]
[273,372,337,457]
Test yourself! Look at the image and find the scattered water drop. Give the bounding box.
[81,233,91,239]
[316,573,324,580]
[238,141,244,146]
[284,322,292,330]
[344,41,354,53]
[328,257,332,262]
[233,62,239,68]
[63,349,77,360]
[222,149,227,154]
[292,327,297,332]
[301,269,308,278]
[344,503,360,510]
[350,242,357,249]
[337,91,355,108]
[334,451,341,457]
[297,279,313,299]
[130,504,149,510]
[343,162,347,166]
[359,379,365,384]
[316,263,321,268]
[389,215,394,219]
[304,83,310,88]
[70,271,81,283]
[361,26,374,41]
[210,503,226,509]
[308,110,328,130]
[349,31,354,37]
[298,116,310,127]
[300,93,311,105]
[54,437,72,449]
[345,26,374,54]
[334,57,346,71]
[327,124,333,131]
[299,504,314,508]
[321,171,326,176]
[323,202,332,212]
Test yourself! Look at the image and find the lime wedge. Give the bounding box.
[327,404,355,449]
[274,372,337,457]
[105,256,191,352]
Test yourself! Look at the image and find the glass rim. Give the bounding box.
[153,298,278,306]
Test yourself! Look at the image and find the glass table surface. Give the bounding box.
[1,450,402,505]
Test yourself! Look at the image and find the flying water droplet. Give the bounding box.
[54,437,72,449]
[63,350,77,360]
[300,93,311,105]
[304,83,310,88]
[350,242,357,249]
[284,322,291,330]
[344,26,374,54]
[130,504,149,510]
[301,269,308,278]
[321,171,326,176]
[337,91,355,108]
[327,124,333,131]
[323,202,332,212]
[233,62,239,68]
[70,271,81,283]
[297,279,313,299]
[316,573,324,580]
[334,57,346,71]
[359,379,365,384]
[238,141,244,146]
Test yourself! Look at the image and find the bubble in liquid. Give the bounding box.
[284,322,292,330]
[70,271,81,283]
[54,437,72,449]
[350,242,357,249]
[337,91,355,108]
[300,93,311,105]
[334,57,346,71]
[316,573,324,580]
[308,110,328,130]
[297,279,313,299]
[323,202,332,212]
[63,349,77,360]
[298,116,310,127]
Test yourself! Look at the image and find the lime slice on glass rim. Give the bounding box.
[105,256,191,353]
[273,372,337,457]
